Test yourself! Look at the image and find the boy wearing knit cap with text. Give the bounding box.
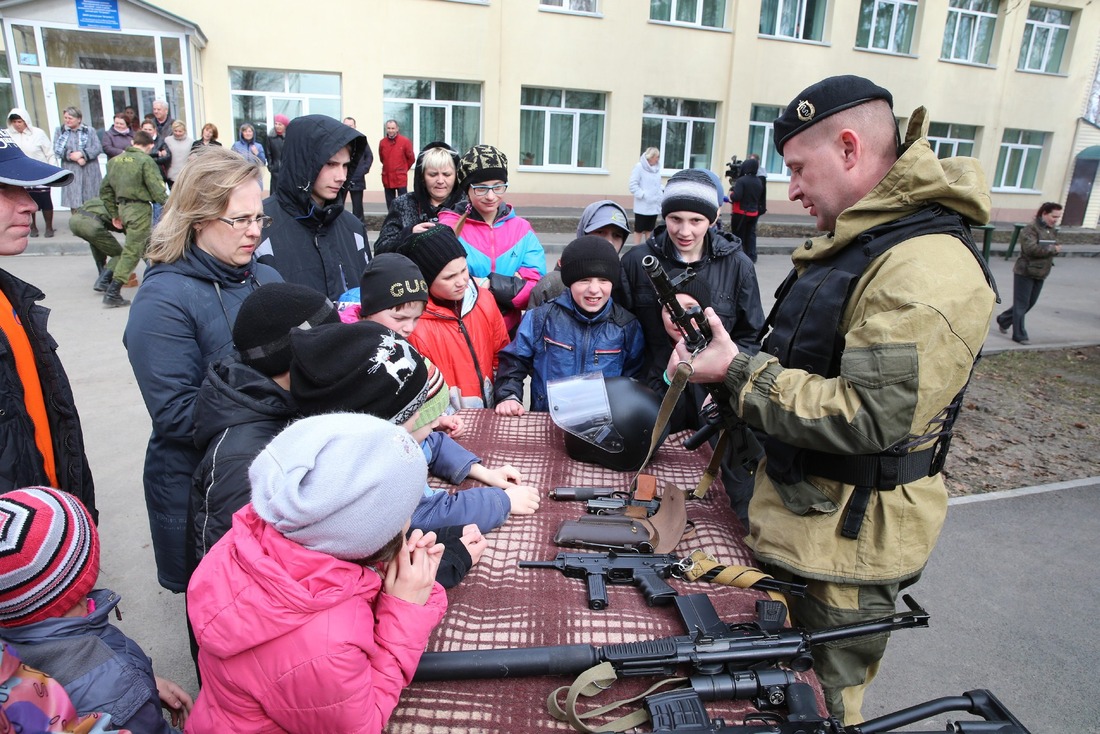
[0,486,192,732]
[398,224,510,408]
[336,253,463,433]
[494,236,645,415]
[290,320,539,532]
[186,414,447,733]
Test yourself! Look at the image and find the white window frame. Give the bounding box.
[382,77,482,153]
[649,0,728,30]
[759,0,828,42]
[993,129,1045,191]
[519,87,607,172]
[747,104,790,180]
[855,0,918,55]
[540,0,601,16]
[941,0,998,65]
[927,122,977,159]
[229,68,342,144]
[641,96,717,174]
[1017,5,1071,74]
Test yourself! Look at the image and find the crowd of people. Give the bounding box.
[0,74,1041,733]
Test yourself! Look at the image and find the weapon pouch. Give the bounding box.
[554,480,693,554]
[554,516,655,553]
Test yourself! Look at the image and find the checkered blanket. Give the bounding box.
[389,410,822,733]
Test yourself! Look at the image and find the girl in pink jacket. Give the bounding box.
[185,413,447,734]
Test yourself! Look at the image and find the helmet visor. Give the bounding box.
[547,373,625,454]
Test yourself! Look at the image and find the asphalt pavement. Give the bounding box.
[5,216,1098,730]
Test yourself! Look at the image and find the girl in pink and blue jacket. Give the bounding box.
[185,414,447,734]
[438,144,545,334]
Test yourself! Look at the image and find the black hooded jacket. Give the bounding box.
[374,142,462,253]
[258,115,370,299]
[188,356,298,572]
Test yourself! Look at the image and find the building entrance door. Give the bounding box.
[44,75,159,138]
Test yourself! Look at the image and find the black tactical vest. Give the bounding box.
[758,205,996,537]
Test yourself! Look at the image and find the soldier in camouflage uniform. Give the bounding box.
[68,197,123,292]
[100,130,168,307]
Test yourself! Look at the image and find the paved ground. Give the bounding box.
[5,223,1099,729]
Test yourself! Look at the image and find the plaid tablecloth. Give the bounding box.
[389,410,822,733]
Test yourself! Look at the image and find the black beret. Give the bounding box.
[773,75,893,156]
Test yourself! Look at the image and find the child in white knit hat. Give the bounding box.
[186,413,447,734]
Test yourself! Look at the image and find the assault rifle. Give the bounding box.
[414,592,929,681]
[519,551,805,610]
[645,684,1033,733]
[642,256,762,469]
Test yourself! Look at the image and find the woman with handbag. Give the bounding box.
[996,202,1062,345]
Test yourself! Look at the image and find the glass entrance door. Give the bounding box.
[46,78,158,137]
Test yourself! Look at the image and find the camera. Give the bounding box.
[725,156,744,187]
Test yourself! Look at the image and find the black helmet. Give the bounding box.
[548,375,669,472]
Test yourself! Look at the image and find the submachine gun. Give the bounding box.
[641,255,761,469]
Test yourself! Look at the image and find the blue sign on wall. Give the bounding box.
[76,0,121,30]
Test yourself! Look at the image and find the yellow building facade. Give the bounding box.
[2,0,1098,225]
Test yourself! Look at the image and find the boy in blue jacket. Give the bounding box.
[288,320,540,533]
[494,236,645,415]
[0,486,191,732]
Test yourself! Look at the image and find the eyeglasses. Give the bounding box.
[217,215,273,230]
[469,183,508,197]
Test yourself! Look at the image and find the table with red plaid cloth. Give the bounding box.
[388,410,823,733]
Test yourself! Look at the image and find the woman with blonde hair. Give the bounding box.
[628,146,662,244]
[163,120,193,188]
[374,142,462,253]
[123,146,282,593]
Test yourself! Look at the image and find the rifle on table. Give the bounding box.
[645,686,1032,733]
[642,255,761,471]
[414,593,929,682]
[519,551,805,610]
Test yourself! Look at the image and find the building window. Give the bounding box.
[641,96,716,173]
[927,122,977,158]
[759,0,827,41]
[856,0,917,54]
[1018,5,1071,73]
[650,0,727,29]
[519,87,605,169]
[746,105,790,178]
[941,0,998,65]
[541,0,599,13]
[383,78,481,154]
[230,68,341,150]
[993,128,1045,190]
[0,53,13,116]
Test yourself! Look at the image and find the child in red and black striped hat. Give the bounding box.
[0,486,192,732]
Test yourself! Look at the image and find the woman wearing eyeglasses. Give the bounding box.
[438,145,545,335]
[123,146,282,593]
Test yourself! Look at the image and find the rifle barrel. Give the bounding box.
[415,644,600,681]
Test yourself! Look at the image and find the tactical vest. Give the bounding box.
[760,205,996,538]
